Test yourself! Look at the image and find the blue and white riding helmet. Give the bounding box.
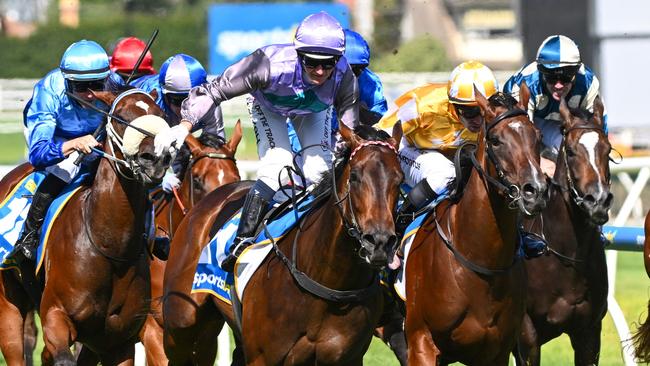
[158,54,207,95]
[343,29,370,66]
[536,35,582,77]
[60,40,110,81]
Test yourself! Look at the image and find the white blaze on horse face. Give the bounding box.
[579,131,605,191]
[217,169,225,183]
[508,121,523,132]
[135,101,150,113]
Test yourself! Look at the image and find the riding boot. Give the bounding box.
[394,180,438,257]
[6,174,67,263]
[519,227,549,259]
[221,181,274,272]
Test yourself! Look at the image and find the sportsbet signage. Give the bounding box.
[208,3,350,74]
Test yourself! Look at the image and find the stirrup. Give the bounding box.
[221,237,255,272]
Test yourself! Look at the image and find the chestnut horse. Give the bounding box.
[404,88,548,365]
[632,209,650,362]
[515,97,612,365]
[140,126,242,366]
[0,87,173,366]
[163,123,404,365]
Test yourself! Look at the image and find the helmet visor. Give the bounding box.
[66,78,106,93]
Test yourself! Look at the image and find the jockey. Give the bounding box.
[154,11,358,272]
[7,40,118,264]
[503,35,608,177]
[377,61,547,260]
[132,54,224,193]
[109,36,156,82]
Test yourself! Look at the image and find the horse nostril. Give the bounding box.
[386,235,397,250]
[603,192,614,209]
[583,194,596,205]
[522,183,538,199]
[362,234,376,246]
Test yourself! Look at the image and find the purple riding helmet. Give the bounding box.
[294,11,345,56]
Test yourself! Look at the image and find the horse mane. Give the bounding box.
[197,133,226,149]
[312,125,392,198]
[488,92,519,109]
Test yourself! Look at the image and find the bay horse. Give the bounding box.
[632,209,650,362]
[0,87,173,366]
[140,126,242,366]
[163,123,404,365]
[515,97,612,365]
[404,87,548,365]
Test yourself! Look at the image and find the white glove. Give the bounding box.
[154,125,190,156]
[162,172,181,193]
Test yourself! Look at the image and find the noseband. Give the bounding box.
[467,108,530,210]
[333,140,398,257]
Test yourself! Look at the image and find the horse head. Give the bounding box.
[181,120,242,204]
[92,88,172,187]
[474,81,548,216]
[557,95,612,224]
[337,123,404,268]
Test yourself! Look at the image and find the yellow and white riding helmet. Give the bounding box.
[447,61,498,106]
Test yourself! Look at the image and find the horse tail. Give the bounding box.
[632,299,650,363]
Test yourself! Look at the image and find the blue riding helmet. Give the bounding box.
[536,35,581,77]
[158,54,207,94]
[294,12,345,56]
[343,29,370,66]
[60,40,110,81]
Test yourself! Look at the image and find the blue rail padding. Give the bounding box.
[603,225,645,252]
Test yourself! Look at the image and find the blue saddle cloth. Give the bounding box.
[192,195,316,303]
[0,171,89,272]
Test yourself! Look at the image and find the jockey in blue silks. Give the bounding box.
[8,40,123,263]
[503,34,608,176]
[504,34,610,249]
[133,54,224,193]
[153,11,359,272]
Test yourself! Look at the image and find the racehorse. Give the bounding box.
[139,126,242,366]
[163,123,404,365]
[515,96,612,365]
[0,86,173,366]
[404,86,548,365]
[632,209,650,362]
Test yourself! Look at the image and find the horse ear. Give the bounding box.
[90,91,116,107]
[517,81,531,111]
[227,119,243,153]
[339,122,360,149]
[592,96,605,129]
[149,89,159,101]
[184,134,202,156]
[474,85,495,120]
[390,122,403,150]
[559,96,573,130]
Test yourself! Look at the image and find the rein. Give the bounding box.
[268,140,398,302]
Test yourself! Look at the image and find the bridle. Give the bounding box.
[467,107,532,213]
[186,151,236,208]
[332,140,399,259]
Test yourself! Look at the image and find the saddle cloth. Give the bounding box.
[0,171,87,273]
[192,195,315,304]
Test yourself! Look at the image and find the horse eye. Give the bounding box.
[489,136,501,146]
[566,147,575,157]
[349,170,360,183]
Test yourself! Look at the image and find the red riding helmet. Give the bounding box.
[109,37,155,75]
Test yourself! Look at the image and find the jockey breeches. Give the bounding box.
[398,139,455,196]
[247,97,333,191]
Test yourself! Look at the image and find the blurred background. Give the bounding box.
[1,1,650,365]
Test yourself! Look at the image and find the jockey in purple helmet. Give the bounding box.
[133,54,224,193]
[153,11,358,272]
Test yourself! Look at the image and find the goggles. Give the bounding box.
[455,104,481,119]
[299,53,340,70]
[543,73,575,84]
[165,93,187,107]
[67,79,106,93]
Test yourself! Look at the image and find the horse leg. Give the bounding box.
[375,290,407,366]
[22,310,38,366]
[192,317,222,366]
[139,314,167,366]
[75,345,100,366]
[515,314,540,366]
[163,293,210,365]
[0,273,32,366]
[41,306,77,366]
[569,322,602,366]
[405,328,440,365]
